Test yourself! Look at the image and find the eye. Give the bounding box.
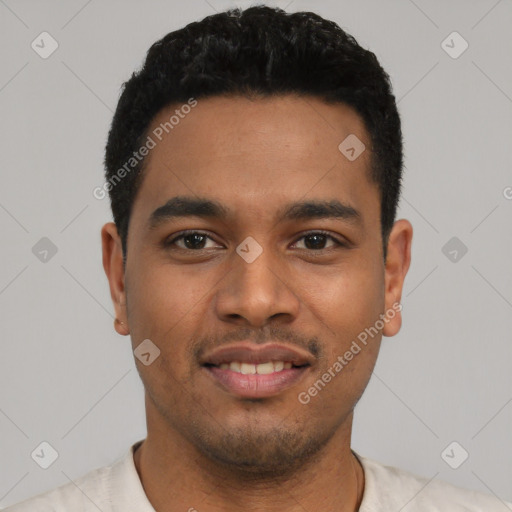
[165,231,221,250]
[292,231,345,251]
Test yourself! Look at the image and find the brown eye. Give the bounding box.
[293,231,344,250]
[165,231,220,250]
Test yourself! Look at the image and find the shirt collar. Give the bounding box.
[115,441,372,511]
[110,440,156,512]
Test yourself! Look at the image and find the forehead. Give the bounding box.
[130,94,378,228]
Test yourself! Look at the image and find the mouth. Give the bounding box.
[205,360,301,373]
[200,343,314,398]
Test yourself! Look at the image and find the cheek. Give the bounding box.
[128,261,206,327]
[125,264,211,383]
[301,259,385,332]
[125,265,201,402]
[298,258,385,392]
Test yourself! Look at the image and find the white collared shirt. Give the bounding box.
[4,440,511,511]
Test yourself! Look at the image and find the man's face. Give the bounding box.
[103,94,410,476]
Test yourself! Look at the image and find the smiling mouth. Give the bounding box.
[199,342,315,398]
[202,360,311,398]
[203,360,309,374]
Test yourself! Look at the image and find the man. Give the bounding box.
[5,5,511,511]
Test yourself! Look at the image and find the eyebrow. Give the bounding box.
[147,195,361,230]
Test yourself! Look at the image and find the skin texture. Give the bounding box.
[102,94,412,512]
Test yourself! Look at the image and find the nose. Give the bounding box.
[214,243,301,328]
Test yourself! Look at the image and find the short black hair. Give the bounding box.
[104,5,403,260]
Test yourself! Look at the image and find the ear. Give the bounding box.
[101,222,130,336]
[382,219,413,337]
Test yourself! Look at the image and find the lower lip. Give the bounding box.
[204,366,309,398]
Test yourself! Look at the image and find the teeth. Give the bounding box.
[255,362,274,375]
[240,362,256,375]
[217,361,295,374]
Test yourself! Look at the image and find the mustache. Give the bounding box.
[192,325,321,361]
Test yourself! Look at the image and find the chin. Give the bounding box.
[187,422,334,480]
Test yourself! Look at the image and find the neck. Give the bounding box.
[133,413,365,512]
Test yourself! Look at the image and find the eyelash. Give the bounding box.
[164,230,347,251]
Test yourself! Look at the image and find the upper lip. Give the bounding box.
[200,342,315,366]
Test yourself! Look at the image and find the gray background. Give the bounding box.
[1,0,511,507]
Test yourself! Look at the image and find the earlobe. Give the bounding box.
[114,318,130,336]
[101,222,130,336]
[382,219,413,337]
